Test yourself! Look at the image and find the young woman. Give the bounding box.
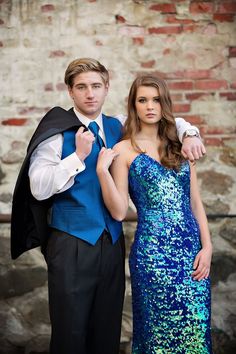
[96,75,212,353]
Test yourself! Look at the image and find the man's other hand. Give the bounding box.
[181,137,206,162]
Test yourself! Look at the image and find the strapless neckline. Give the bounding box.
[129,153,164,175]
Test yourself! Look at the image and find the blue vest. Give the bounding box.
[50,115,123,245]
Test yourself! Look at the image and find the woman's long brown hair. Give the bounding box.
[123,75,185,170]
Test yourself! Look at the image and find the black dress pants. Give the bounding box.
[46,229,125,354]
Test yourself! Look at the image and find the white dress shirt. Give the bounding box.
[29,110,199,201]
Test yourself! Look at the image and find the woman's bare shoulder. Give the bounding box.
[112,139,138,168]
[113,139,132,153]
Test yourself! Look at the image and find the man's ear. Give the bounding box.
[68,85,73,98]
[105,83,109,95]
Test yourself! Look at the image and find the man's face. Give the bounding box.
[68,71,109,119]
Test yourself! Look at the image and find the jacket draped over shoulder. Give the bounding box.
[10,107,83,259]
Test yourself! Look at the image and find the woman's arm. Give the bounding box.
[190,162,212,281]
[96,145,129,221]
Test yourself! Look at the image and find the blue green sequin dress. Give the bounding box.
[128,154,212,354]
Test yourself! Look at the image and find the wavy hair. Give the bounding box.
[123,75,185,170]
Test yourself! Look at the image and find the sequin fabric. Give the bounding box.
[128,154,212,354]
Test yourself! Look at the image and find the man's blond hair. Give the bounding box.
[64,58,109,87]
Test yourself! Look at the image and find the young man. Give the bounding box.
[11,58,205,354]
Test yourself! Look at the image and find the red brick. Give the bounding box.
[115,15,126,23]
[168,81,193,90]
[229,46,236,57]
[216,1,236,14]
[133,70,167,79]
[186,92,214,100]
[186,70,211,79]
[204,137,224,146]
[163,48,171,55]
[173,103,191,113]
[149,3,176,13]
[152,71,167,79]
[41,4,55,12]
[189,2,214,14]
[132,37,144,45]
[56,83,67,91]
[95,40,103,46]
[220,92,236,100]
[201,126,236,135]
[2,118,28,126]
[195,80,228,90]
[222,134,236,146]
[171,93,183,101]
[181,115,205,125]
[230,82,236,89]
[222,127,235,134]
[141,60,156,68]
[18,108,32,115]
[165,15,195,24]
[165,70,211,79]
[18,107,47,115]
[49,50,66,58]
[213,13,234,22]
[44,83,54,91]
[148,26,182,34]
[202,127,226,135]
[183,24,198,32]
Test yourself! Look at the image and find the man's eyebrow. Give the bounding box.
[74,82,103,87]
[74,83,86,86]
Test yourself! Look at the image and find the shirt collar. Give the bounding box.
[73,107,104,133]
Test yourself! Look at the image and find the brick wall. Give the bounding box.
[0,1,236,353]
[1,0,236,212]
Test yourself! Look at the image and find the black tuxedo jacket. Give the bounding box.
[10,107,83,259]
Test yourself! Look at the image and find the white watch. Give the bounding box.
[183,129,200,139]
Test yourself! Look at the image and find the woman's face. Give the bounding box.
[135,85,162,126]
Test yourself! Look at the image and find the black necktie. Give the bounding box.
[88,121,104,149]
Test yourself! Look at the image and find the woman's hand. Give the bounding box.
[192,246,212,281]
[96,147,119,175]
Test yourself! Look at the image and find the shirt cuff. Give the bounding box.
[60,152,85,176]
[175,117,200,143]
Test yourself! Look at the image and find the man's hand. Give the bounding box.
[181,137,206,162]
[75,126,95,161]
